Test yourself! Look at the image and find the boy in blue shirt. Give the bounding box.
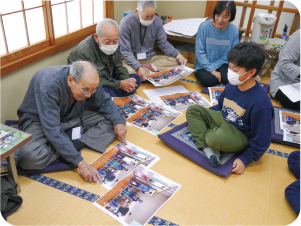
[186,42,274,174]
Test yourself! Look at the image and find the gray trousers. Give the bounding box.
[17,111,118,170]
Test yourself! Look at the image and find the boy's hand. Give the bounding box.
[232,158,245,175]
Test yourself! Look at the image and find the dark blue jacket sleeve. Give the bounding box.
[239,107,274,167]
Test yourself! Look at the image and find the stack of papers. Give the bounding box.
[164,18,207,38]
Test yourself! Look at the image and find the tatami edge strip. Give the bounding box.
[23,174,177,226]
[179,78,201,84]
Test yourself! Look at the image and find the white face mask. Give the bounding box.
[227,68,250,85]
[139,15,154,26]
[100,43,118,55]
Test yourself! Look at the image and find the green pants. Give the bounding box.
[186,105,249,153]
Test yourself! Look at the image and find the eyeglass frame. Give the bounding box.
[73,78,100,95]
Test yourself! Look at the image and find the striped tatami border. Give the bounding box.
[23,147,290,226]
[23,174,179,226]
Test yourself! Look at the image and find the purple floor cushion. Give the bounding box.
[158,122,239,177]
[201,83,270,95]
[4,120,77,175]
[272,107,300,148]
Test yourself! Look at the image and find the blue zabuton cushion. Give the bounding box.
[158,122,238,177]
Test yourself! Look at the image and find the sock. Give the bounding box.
[64,128,86,151]
[203,147,220,168]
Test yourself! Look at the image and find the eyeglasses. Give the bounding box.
[73,79,100,95]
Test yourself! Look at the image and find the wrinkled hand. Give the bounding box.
[120,78,137,92]
[211,70,221,83]
[232,158,245,175]
[177,55,187,66]
[114,124,127,144]
[77,160,102,183]
[137,67,148,81]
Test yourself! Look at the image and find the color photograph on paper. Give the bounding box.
[208,87,225,106]
[159,91,212,111]
[146,66,194,86]
[283,130,300,144]
[126,103,181,135]
[113,94,151,119]
[90,141,160,190]
[0,127,30,154]
[279,110,300,144]
[93,165,181,226]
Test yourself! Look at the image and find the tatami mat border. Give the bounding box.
[179,78,201,84]
[24,174,177,226]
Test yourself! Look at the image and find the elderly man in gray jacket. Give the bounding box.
[119,0,187,81]
[17,61,127,182]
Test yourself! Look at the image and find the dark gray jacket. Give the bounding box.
[17,65,125,165]
[67,35,129,89]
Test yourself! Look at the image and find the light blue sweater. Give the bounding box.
[194,20,239,72]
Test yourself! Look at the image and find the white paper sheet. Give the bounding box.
[279,82,300,102]
[143,85,189,103]
[164,18,207,37]
[93,165,181,226]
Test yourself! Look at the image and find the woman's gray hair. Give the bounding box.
[137,0,157,13]
[96,18,119,38]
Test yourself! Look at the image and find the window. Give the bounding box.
[0,0,113,76]
[205,0,300,39]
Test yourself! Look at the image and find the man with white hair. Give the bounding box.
[119,0,187,81]
[17,61,127,182]
[68,19,141,97]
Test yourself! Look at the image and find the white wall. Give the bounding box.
[0,45,76,123]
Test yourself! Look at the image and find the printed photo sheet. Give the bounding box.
[159,91,212,111]
[208,87,225,106]
[93,165,181,226]
[146,66,194,87]
[279,110,300,144]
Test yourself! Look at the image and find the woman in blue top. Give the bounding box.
[194,1,239,87]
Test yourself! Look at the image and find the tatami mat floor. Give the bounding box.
[5,63,299,226]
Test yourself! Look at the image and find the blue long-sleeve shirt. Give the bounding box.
[119,13,180,71]
[210,82,274,167]
[194,20,239,72]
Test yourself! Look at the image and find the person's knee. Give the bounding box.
[17,145,54,170]
[288,151,300,165]
[285,180,300,215]
[186,105,205,118]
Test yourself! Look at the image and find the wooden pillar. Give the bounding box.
[205,1,219,18]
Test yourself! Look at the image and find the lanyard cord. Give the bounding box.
[139,23,147,52]
[75,105,84,131]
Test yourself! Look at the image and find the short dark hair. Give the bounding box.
[213,1,236,23]
[227,42,266,77]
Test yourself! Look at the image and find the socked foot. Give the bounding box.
[209,155,220,168]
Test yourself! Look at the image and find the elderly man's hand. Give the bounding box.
[77,160,102,183]
[114,124,127,144]
[137,67,148,81]
[177,55,187,66]
[120,78,137,92]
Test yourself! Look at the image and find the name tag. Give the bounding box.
[137,52,146,60]
[72,126,82,140]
